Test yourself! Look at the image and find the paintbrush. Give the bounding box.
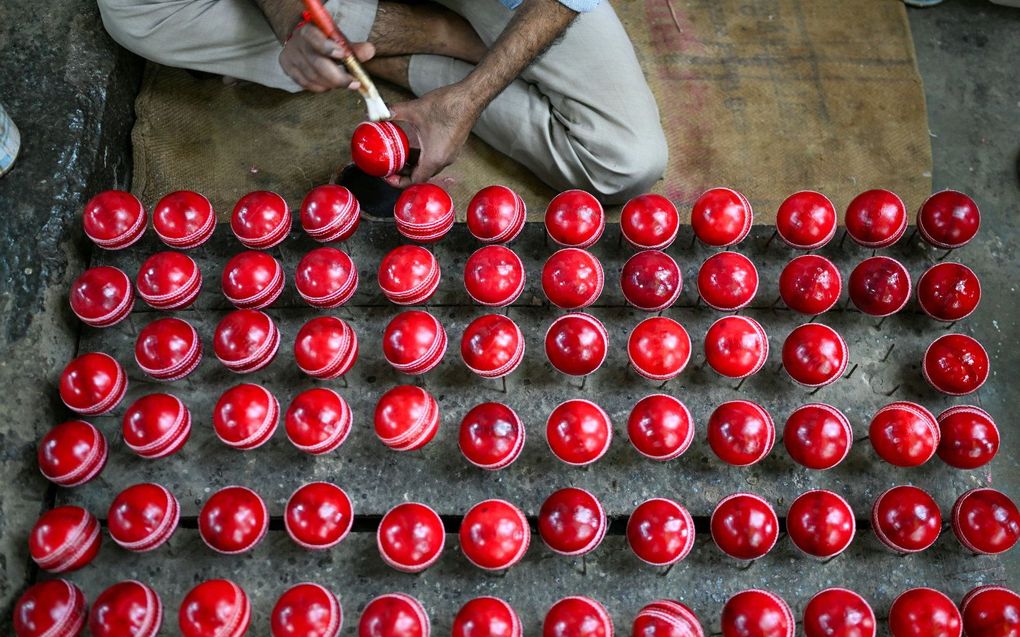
[302,0,392,121]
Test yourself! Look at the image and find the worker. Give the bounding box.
[96,0,667,203]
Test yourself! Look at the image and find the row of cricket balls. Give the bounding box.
[15,579,1017,637]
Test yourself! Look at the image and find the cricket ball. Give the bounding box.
[351,121,409,178]
[459,402,525,470]
[394,183,455,242]
[848,256,911,316]
[453,598,522,637]
[377,501,445,572]
[231,190,291,249]
[627,497,695,566]
[461,314,525,378]
[294,316,359,379]
[917,263,981,322]
[378,245,440,305]
[802,589,875,637]
[460,499,530,571]
[300,183,361,242]
[691,187,753,247]
[153,190,215,249]
[633,601,704,637]
[29,505,101,573]
[621,193,680,249]
[544,597,612,637]
[271,583,342,637]
[844,189,907,248]
[779,255,841,315]
[777,191,838,249]
[89,580,163,637]
[213,308,281,373]
[783,403,852,470]
[121,393,191,459]
[358,594,430,637]
[869,401,939,467]
[918,190,980,249]
[374,385,440,452]
[888,588,961,637]
[545,313,608,376]
[285,387,353,455]
[543,248,604,309]
[107,482,180,552]
[697,251,759,311]
[952,488,1020,555]
[135,317,203,381]
[179,579,251,637]
[621,250,682,311]
[936,405,998,469]
[782,323,848,387]
[136,252,202,310]
[923,333,989,395]
[871,485,942,554]
[213,383,280,450]
[466,185,526,243]
[545,189,605,248]
[721,590,794,637]
[464,245,526,307]
[198,486,268,554]
[711,493,779,560]
[961,586,1020,637]
[786,489,855,559]
[69,266,134,327]
[37,420,107,487]
[627,317,691,381]
[538,487,607,557]
[296,246,359,308]
[83,189,146,250]
[546,399,613,466]
[285,481,354,550]
[703,316,769,378]
[59,352,127,415]
[13,579,87,637]
[221,250,284,309]
[382,310,447,375]
[627,394,694,461]
[707,400,775,466]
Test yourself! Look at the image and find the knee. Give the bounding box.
[579,123,669,205]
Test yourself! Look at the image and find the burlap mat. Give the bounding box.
[131,0,931,222]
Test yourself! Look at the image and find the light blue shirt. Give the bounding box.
[501,0,600,12]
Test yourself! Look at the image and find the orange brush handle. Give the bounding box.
[301,0,354,57]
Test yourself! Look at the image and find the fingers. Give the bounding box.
[352,41,376,63]
[309,55,353,89]
[301,25,341,58]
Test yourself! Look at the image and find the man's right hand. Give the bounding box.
[279,25,375,93]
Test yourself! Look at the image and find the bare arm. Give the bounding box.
[252,0,306,42]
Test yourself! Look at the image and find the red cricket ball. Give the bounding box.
[633,600,704,637]
[358,593,430,637]
[198,486,268,554]
[779,255,841,315]
[300,183,361,242]
[848,256,911,316]
[545,190,605,248]
[543,597,612,637]
[786,489,855,559]
[923,334,989,395]
[627,394,694,461]
[707,400,775,466]
[135,317,203,381]
[888,588,961,637]
[461,314,525,378]
[285,387,353,455]
[621,193,680,249]
[231,190,291,249]
[378,245,440,305]
[781,323,848,387]
[543,248,604,310]
[459,402,525,470]
[59,352,127,416]
[711,493,779,560]
[285,482,354,550]
[466,185,527,243]
[777,191,837,249]
[546,399,613,466]
[89,580,162,637]
[351,121,409,178]
[721,590,795,637]
[29,505,101,573]
[453,597,522,637]
[394,183,455,242]
[382,310,447,375]
[545,313,608,376]
[697,251,758,311]
[871,485,942,554]
[627,497,695,566]
[802,589,876,637]
[918,190,980,249]
[538,487,607,556]
[783,403,852,470]
[374,385,440,452]
[952,488,1020,555]
[179,579,251,637]
[703,316,769,379]
[296,246,359,308]
[213,308,281,373]
[137,251,202,310]
[464,245,526,307]
[37,420,107,487]
[869,401,939,467]
[213,383,279,450]
[844,189,907,248]
[153,190,215,249]
[107,482,180,552]
[936,405,998,469]
[271,583,342,637]
[459,499,530,571]
[294,316,359,379]
[621,250,682,311]
[627,317,691,381]
[917,263,980,322]
[961,586,1020,637]
[83,189,147,250]
[13,579,87,637]
[221,250,284,309]
[69,265,134,327]
[121,393,191,459]
[691,187,753,247]
[377,501,445,572]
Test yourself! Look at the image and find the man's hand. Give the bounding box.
[279,25,375,93]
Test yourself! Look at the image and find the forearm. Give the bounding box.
[252,0,306,42]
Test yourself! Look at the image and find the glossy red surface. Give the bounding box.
[377,502,445,572]
[300,184,361,242]
[351,121,409,178]
[135,317,202,380]
[358,593,430,637]
[178,579,251,637]
[69,266,134,326]
[871,485,942,553]
[136,251,201,310]
[213,309,280,373]
[285,387,352,455]
[923,334,989,395]
[230,190,291,249]
[776,191,837,249]
[543,248,604,309]
[545,313,608,376]
[545,190,605,248]
[952,488,1020,555]
[285,482,354,550]
[543,597,612,637]
[721,590,794,637]
[786,490,855,558]
[703,316,768,379]
[538,487,606,556]
[37,420,107,487]
[294,316,359,379]
[466,185,526,243]
[627,394,694,461]
[59,352,126,415]
[461,314,524,378]
[374,385,440,451]
[382,310,447,375]
[802,588,876,637]
[627,497,695,566]
[888,588,961,637]
[697,252,758,311]
[707,401,775,466]
[632,600,704,637]
[917,263,981,321]
[271,583,342,637]
[198,486,268,554]
[620,250,682,311]
[848,257,911,316]
[29,505,101,573]
[459,402,525,470]
[296,247,359,308]
[453,597,522,637]
[107,482,179,552]
[121,393,191,459]
[869,402,939,467]
[546,399,613,466]
[14,579,87,637]
[691,187,752,247]
[621,193,680,249]
[781,323,848,387]
[627,317,691,381]
[83,189,147,249]
[89,580,162,637]
[213,383,279,450]
[459,499,530,571]
[936,405,998,469]
[783,403,852,470]
[918,190,980,249]
[844,189,907,248]
[153,190,215,249]
[221,250,284,309]
[393,183,454,242]
[377,245,440,305]
[464,245,526,307]
[961,586,1020,637]
[779,255,842,315]
[711,493,779,560]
